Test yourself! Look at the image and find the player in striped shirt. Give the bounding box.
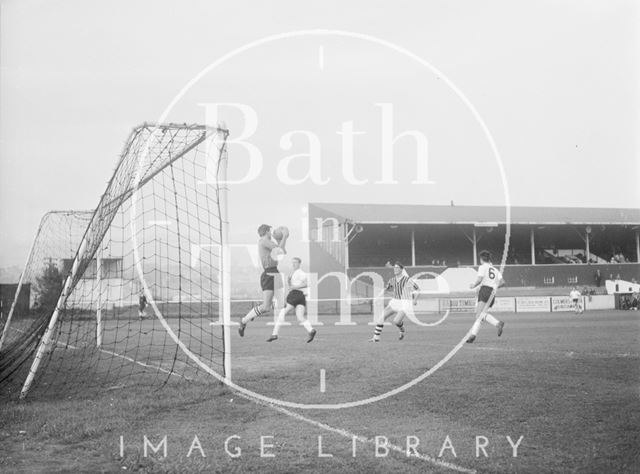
[370,261,419,342]
[467,250,505,343]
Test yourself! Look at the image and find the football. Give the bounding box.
[273,226,289,241]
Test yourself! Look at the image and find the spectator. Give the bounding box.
[569,287,583,314]
[611,251,627,263]
[630,293,639,311]
[594,269,602,287]
[621,294,638,310]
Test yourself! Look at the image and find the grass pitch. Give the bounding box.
[1,309,639,473]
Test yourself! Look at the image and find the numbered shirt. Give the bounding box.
[477,263,502,289]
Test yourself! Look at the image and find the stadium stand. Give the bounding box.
[308,203,640,301]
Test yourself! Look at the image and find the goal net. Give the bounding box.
[0,123,230,400]
[0,210,93,362]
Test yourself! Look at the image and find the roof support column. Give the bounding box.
[636,230,639,263]
[344,221,349,273]
[472,227,478,266]
[585,228,590,263]
[530,227,536,265]
[411,228,416,267]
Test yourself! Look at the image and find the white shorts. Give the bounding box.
[388,299,413,313]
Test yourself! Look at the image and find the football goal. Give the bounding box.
[0,123,230,400]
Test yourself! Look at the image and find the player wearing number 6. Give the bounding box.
[467,250,505,343]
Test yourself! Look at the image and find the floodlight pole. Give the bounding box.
[635,230,639,263]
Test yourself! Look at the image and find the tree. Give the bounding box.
[34,263,64,314]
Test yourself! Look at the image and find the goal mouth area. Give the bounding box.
[1,123,231,401]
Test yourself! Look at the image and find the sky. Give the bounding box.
[0,0,638,268]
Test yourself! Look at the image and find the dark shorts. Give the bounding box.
[478,285,496,307]
[286,289,306,307]
[572,298,579,303]
[260,267,278,292]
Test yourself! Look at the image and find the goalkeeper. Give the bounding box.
[238,224,288,337]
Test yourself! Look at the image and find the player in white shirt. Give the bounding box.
[569,287,583,314]
[267,257,317,343]
[467,250,505,343]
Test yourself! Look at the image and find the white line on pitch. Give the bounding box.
[99,348,188,378]
[236,391,475,474]
[424,340,640,358]
[10,327,189,380]
[320,369,326,393]
[318,45,324,70]
[11,327,79,350]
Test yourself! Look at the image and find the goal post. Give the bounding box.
[218,143,232,383]
[0,210,93,352]
[20,237,90,398]
[1,123,231,400]
[95,243,103,348]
